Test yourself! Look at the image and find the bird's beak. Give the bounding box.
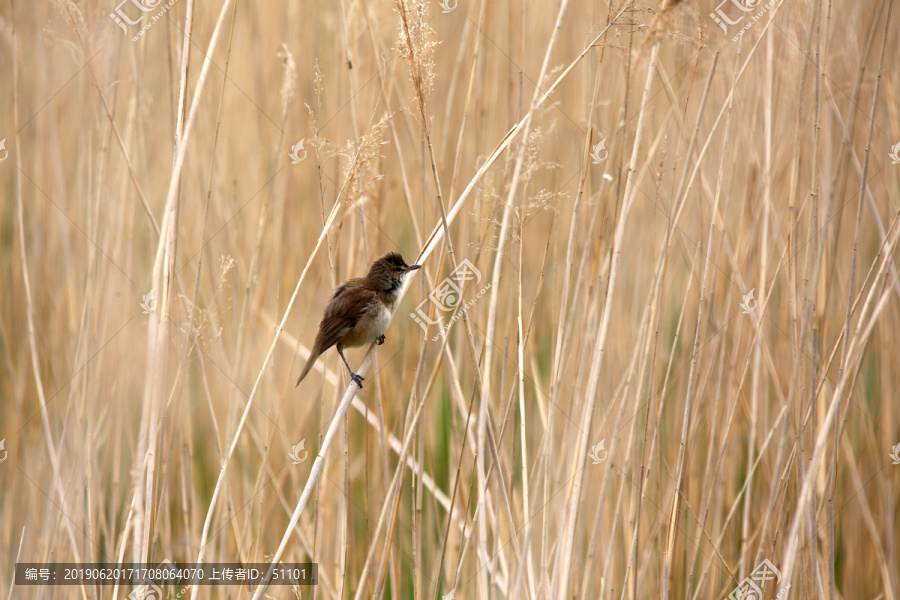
[406,264,422,272]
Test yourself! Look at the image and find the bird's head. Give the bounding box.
[365,252,421,292]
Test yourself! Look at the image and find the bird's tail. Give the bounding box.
[296,350,321,387]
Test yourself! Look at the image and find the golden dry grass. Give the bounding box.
[1,0,899,598]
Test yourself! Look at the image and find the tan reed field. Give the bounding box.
[1,0,899,598]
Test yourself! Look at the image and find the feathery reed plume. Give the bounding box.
[395,0,437,125]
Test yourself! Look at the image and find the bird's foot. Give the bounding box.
[376,334,386,345]
[350,372,365,388]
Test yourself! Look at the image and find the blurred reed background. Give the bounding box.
[0,0,898,597]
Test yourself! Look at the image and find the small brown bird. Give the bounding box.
[296,252,421,388]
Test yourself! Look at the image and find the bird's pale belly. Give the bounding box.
[342,304,393,348]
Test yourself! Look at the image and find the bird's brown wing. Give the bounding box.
[314,279,377,352]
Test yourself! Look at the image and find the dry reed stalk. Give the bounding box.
[266,313,470,519]
[474,0,573,591]
[619,19,804,592]
[564,62,609,596]
[404,8,522,594]
[11,4,88,598]
[194,189,343,571]
[828,99,900,300]
[392,3,491,596]
[739,23,775,587]
[553,2,664,591]
[7,527,26,600]
[135,0,194,565]
[781,0,894,583]
[514,213,533,600]
[661,53,719,593]
[682,36,741,600]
